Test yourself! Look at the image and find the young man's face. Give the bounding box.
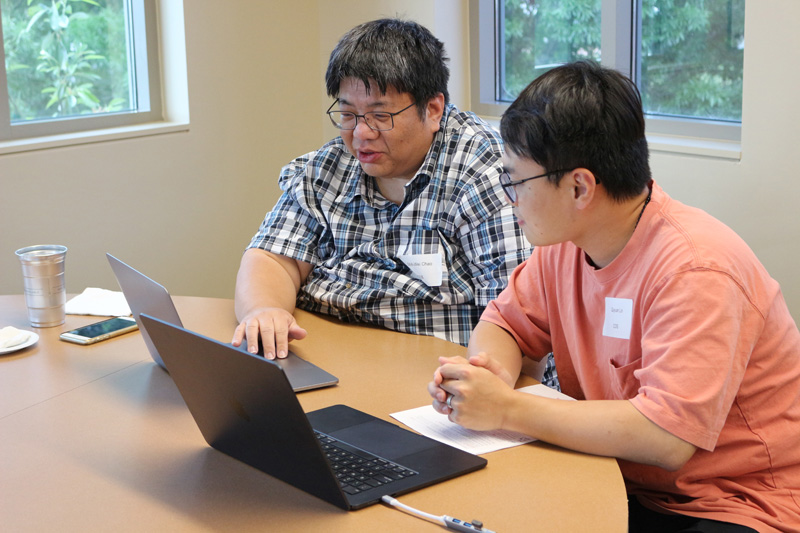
[336,78,443,182]
[502,150,575,247]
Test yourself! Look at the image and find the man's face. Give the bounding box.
[502,150,575,247]
[336,78,443,182]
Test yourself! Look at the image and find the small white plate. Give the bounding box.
[0,330,39,355]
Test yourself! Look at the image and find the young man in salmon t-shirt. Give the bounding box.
[429,61,800,533]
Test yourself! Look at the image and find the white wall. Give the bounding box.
[2,0,798,325]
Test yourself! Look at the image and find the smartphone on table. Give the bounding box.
[59,316,139,345]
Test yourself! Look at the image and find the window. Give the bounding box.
[0,0,162,142]
[470,0,745,151]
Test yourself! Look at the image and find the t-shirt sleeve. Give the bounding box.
[630,268,766,451]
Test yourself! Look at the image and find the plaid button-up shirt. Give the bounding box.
[247,104,530,346]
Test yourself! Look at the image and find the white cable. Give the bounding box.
[381,495,497,532]
[381,495,446,526]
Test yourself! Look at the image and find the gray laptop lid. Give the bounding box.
[107,253,338,391]
[139,314,487,510]
[107,253,180,369]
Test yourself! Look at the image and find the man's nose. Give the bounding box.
[352,118,379,140]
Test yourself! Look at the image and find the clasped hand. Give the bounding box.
[231,307,307,359]
[428,352,514,431]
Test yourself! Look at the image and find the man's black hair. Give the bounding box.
[500,61,651,201]
[325,18,450,115]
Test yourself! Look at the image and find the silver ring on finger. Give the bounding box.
[446,393,454,409]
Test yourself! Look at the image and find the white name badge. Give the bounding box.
[603,297,633,340]
[398,253,443,287]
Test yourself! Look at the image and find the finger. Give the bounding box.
[445,392,456,411]
[438,376,463,398]
[429,378,456,409]
[252,321,274,358]
[438,360,474,382]
[467,351,490,367]
[273,322,289,359]
[427,380,443,403]
[438,355,469,366]
[430,374,450,403]
[288,323,308,341]
[434,398,451,415]
[447,408,460,424]
[432,366,444,387]
[429,388,451,415]
[231,322,246,346]
[468,352,513,384]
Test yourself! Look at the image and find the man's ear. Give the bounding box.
[570,168,600,210]
[425,93,445,133]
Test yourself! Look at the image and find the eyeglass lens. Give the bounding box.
[329,111,394,131]
[499,172,516,203]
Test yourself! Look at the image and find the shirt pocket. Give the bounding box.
[607,355,642,399]
[382,227,456,302]
[390,227,445,257]
[394,227,445,279]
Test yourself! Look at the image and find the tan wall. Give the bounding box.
[2,0,798,325]
[1,1,322,299]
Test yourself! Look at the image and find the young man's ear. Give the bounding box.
[570,168,600,209]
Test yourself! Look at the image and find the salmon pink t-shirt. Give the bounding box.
[482,182,800,532]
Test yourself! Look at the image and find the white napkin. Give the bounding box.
[65,288,132,317]
[0,326,31,349]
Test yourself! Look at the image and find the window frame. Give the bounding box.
[0,0,186,153]
[469,0,742,159]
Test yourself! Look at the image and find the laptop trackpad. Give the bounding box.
[309,405,433,460]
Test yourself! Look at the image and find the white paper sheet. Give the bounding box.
[65,287,132,317]
[390,384,574,455]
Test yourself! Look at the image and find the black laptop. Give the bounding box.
[139,314,487,510]
[107,253,338,392]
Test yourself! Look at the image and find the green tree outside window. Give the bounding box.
[501,0,744,122]
[2,0,130,123]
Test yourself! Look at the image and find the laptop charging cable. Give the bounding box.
[381,495,497,533]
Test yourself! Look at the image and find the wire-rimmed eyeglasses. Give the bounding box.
[499,169,570,204]
[326,100,417,132]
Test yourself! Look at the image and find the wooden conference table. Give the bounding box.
[0,295,627,532]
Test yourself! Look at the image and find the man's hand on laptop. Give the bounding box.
[232,308,307,359]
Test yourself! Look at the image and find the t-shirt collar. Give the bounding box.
[588,180,662,281]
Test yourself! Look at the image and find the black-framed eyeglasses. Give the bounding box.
[499,169,570,204]
[326,100,417,132]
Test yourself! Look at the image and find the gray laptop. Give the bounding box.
[107,253,338,392]
[139,314,487,510]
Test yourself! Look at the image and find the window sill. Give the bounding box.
[0,120,190,155]
[646,133,741,161]
[478,115,741,162]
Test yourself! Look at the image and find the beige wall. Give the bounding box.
[1,1,322,300]
[2,0,799,325]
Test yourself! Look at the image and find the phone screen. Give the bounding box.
[68,317,137,338]
[60,316,139,344]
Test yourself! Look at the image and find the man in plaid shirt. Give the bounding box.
[232,18,557,388]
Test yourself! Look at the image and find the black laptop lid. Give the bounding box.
[139,314,348,508]
[139,314,487,510]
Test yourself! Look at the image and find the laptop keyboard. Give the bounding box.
[315,431,418,495]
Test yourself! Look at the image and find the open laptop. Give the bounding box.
[107,253,338,392]
[139,314,487,510]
